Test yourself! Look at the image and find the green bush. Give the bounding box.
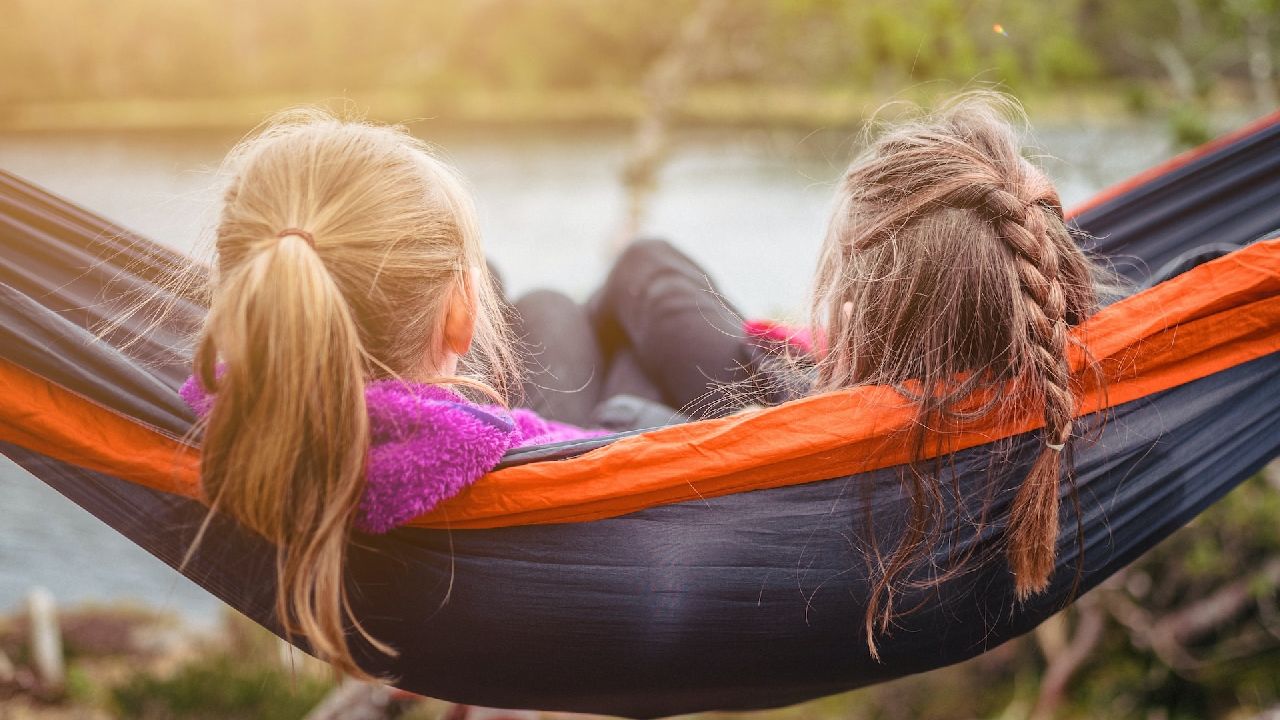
[1123,82,1155,116]
[111,653,333,720]
[1169,106,1212,148]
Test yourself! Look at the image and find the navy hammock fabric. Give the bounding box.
[1,113,1280,718]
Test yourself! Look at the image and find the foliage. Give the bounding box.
[1170,106,1213,147]
[1049,474,1280,717]
[111,652,333,720]
[0,0,1274,125]
[107,610,336,719]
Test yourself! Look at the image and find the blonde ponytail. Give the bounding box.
[197,232,389,675]
[191,109,518,677]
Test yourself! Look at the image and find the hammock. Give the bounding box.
[1,112,1279,717]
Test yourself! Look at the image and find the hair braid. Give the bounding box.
[986,184,1075,599]
[811,91,1106,655]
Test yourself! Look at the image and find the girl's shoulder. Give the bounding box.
[360,384,609,530]
[180,376,521,533]
[360,381,518,533]
[181,375,603,534]
[362,384,607,530]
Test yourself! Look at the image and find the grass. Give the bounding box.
[110,653,333,720]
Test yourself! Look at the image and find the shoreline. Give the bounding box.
[0,83,1259,135]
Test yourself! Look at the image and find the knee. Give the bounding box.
[606,238,679,296]
[615,238,677,272]
[512,289,580,336]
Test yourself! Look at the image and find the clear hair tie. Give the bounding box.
[1046,441,1066,452]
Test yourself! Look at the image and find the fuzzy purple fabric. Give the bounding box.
[179,376,605,534]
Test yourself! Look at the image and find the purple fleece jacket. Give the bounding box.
[179,377,605,534]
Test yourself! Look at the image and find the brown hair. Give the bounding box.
[193,109,518,676]
[811,92,1101,653]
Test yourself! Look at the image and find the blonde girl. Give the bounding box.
[182,110,601,676]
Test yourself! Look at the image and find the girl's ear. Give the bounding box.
[444,266,480,357]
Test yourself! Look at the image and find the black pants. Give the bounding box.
[512,239,784,427]
[510,288,614,427]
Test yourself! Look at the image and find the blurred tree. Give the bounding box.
[1,0,1274,124]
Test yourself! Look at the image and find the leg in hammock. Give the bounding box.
[511,289,683,431]
[510,289,607,427]
[601,346,665,404]
[591,238,780,419]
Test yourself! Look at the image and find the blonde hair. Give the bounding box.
[193,109,518,676]
[811,92,1103,654]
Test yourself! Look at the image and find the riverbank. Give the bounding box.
[0,82,1260,135]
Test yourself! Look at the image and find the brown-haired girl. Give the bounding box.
[181,110,603,676]
[592,92,1104,639]
[809,92,1102,641]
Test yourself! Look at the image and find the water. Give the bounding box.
[0,120,1175,624]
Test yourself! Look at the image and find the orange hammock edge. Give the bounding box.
[1,238,1277,530]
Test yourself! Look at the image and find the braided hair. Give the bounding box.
[811,92,1100,654]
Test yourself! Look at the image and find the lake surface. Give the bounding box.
[0,119,1179,624]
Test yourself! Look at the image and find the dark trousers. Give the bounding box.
[512,239,781,426]
[510,288,613,427]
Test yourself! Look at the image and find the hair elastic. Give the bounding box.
[1045,442,1066,452]
[276,228,316,248]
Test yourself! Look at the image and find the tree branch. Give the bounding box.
[1103,556,1280,677]
[1032,597,1108,720]
[615,0,730,250]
